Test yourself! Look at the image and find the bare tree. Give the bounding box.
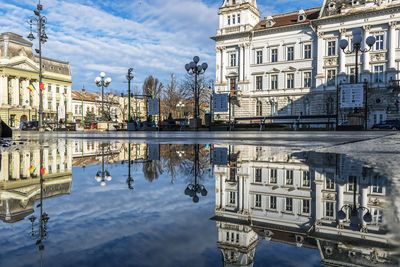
[179,74,213,118]
[142,75,163,98]
[162,74,184,118]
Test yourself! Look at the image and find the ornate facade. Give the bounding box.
[0,32,72,128]
[212,0,400,127]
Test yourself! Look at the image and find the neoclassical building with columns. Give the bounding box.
[212,0,400,127]
[0,32,72,128]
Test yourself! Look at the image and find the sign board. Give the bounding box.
[58,105,65,121]
[211,147,228,165]
[213,94,229,112]
[340,84,364,109]
[148,144,160,161]
[147,99,160,115]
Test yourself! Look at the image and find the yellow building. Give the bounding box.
[0,32,72,128]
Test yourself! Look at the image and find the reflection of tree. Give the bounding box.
[179,144,211,183]
[143,160,163,182]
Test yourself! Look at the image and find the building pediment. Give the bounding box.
[5,57,39,72]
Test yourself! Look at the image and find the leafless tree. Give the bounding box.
[142,75,164,98]
[161,74,185,118]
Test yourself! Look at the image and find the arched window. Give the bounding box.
[326,97,334,115]
[256,100,263,116]
[271,101,278,116]
[287,99,293,115]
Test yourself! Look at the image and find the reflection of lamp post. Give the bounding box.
[337,176,372,229]
[27,0,48,128]
[95,72,112,120]
[185,56,208,130]
[95,145,112,186]
[81,87,85,124]
[339,28,376,130]
[126,142,134,190]
[184,144,208,203]
[28,143,49,252]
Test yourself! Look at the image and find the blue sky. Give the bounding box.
[0,0,322,94]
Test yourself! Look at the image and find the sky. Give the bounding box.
[0,0,322,94]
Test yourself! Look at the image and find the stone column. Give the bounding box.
[216,47,221,84]
[314,173,324,221]
[43,82,48,111]
[363,25,371,73]
[21,79,30,107]
[21,151,30,178]
[337,183,345,224]
[11,78,19,106]
[316,32,326,88]
[32,81,40,109]
[360,185,369,228]
[388,22,397,70]
[0,75,8,105]
[11,151,20,179]
[221,47,227,84]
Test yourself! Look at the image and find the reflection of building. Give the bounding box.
[212,145,397,266]
[0,140,72,223]
[212,1,400,126]
[71,90,146,124]
[0,32,72,128]
[71,140,148,167]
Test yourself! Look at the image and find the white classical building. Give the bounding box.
[212,145,395,266]
[0,32,72,128]
[212,0,400,128]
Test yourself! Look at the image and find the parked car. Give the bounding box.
[20,120,39,131]
[371,120,400,130]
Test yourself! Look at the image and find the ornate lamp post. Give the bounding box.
[339,28,376,130]
[185,56,208,130]
[337,176,373,230]
[126,68,134,122]
[95,145,112,186]
[95,72,112,120]
[27,0,48,128]
[176,101,185,118]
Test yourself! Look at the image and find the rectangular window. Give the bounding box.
[271,75,278,90]
[348,176,355,191]
[237,14,241,24]
[326,177,335,190]
[375,34,384,50]
[270,196,277,209]
[303,199,310,214]
[230,53,237,67]
[232,14,236,24]
[287,73,294,89]
[304,44,312,59]
[373,65,384,83]
[255,194,262,208]
[325,202,334,218]
[287,46,294,61]
[372,175,383,193]
[304,72,311,88]
[56,85,60,93]
[327,41,337,56]
[255,168,262,183]
[256,76,263,91]
[286,198,293,212]
[270,169,278,183]
[256,50,263,64]
[303,171,310,187]
[271,48,278,62]
[227,16,231,25]
[286,170,293,185]
[349,67,356,83]
[327,69,336,86]
[229,191,236,204]
[256,100,263,116]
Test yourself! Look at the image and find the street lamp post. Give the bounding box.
[176,101,185,118]
[185,56,208,130]
[126,68,134,122]
[95,72,112,121]
[27,0,48,129]
[81,87,85,124]
[339,28,376,130]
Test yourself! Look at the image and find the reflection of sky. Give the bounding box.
[0,147,321,267]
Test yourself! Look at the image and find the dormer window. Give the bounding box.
[298,9,306,22]
[266,16,275,27]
